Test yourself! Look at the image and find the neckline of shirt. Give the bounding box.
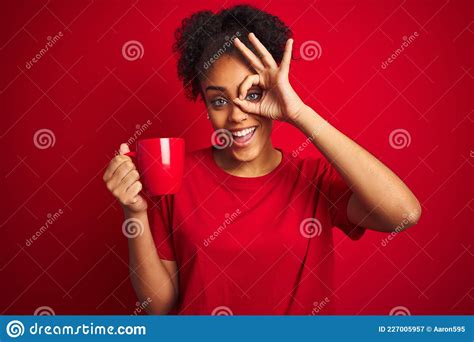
[205,146,289,189]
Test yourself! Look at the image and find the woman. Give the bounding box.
[103,5,421,315]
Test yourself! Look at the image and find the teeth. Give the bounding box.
[232,127,256,137]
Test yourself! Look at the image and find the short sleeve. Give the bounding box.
[147,195,176,260]
[316,157,366,241]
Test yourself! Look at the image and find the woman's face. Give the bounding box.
[201,53,273,162]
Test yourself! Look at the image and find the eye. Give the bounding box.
[210,98,228,108]
[245,92,262,101]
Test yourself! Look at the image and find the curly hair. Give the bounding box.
[173,4,292,101]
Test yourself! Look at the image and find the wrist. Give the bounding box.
[287,103,313,127]
[122,206,148,219]
[291,105,331,140]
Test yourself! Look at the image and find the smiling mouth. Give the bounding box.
[230,126,257,147]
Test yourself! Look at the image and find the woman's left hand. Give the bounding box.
[232,33,306,123]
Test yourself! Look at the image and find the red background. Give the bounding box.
[1,0,472,315]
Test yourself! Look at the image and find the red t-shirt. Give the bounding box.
[148,147,366,315]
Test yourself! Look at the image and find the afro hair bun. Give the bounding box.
[173,4,292,101]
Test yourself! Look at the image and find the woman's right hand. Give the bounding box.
[103,143,148,214]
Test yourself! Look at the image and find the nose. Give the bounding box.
[227,103,247,123]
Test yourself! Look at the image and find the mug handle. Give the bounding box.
[125,151,136,158]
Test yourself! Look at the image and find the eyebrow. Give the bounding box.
[205,85,226,92]
[205,84,261,93]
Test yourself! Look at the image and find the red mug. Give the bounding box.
[125,137,185,196]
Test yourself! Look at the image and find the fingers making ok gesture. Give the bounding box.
[231,32,305,122]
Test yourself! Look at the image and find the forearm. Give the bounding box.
[125,210,177,314]
[291,105,421,231]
